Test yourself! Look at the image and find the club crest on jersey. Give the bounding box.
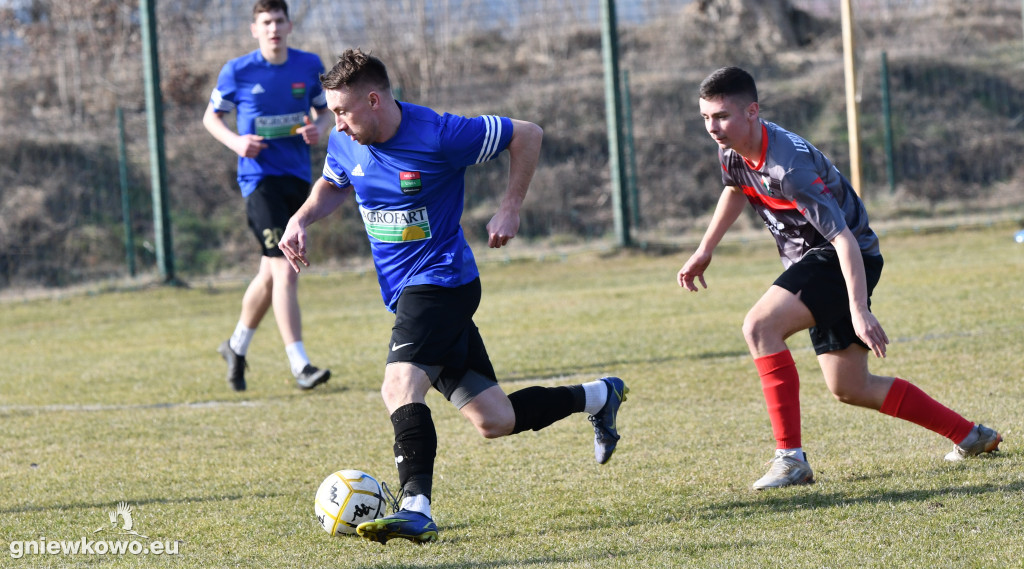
[359,206,431,243]
[760,175,775,196]
[399,171,422,196]
[291,82,306,99]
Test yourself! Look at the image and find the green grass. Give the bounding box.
[1,225,1023,568]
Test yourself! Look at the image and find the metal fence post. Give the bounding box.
[881,51,896,195]
[140,0,177,284]
[117,108,137,277]
[600,0,631,247]
[622,70,639,230]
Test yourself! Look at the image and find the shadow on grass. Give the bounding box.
[500,348,764,383]
[339,511,757,569]
[343,536,739,569]
[693,349,750,360]
[0,492,286,515]
[501,356,687,384]
[702,476,1024,517]
[0,385,352,416]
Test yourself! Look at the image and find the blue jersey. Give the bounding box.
[322,102,513,310]
[210,48,327,197]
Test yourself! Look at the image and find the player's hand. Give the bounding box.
[298,115,320,146]
[486,208,520,248]
[234,134,268,158]
[278,218,310,273]
[852,308,889,358]
[677,251,711,291]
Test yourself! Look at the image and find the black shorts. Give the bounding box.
[773,248,884,355]
[387,278,498,408]
[244,175,311,257]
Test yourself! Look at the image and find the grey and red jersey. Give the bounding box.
[720,120,880,267]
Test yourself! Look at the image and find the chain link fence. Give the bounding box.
[1,0,1022,288]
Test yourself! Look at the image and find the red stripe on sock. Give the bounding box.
[754,350,801,449]
[879,378,974,442]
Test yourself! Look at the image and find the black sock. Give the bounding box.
[508,385,582,434]
[390,403,436,501]
[567,384,586,411]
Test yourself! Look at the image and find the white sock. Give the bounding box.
[777,448,805,462]
[582,380,609,415]
[400,494,432,518]
[229,323,255,356]
[285,342,310,376]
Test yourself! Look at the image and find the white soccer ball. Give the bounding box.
[314,469,385,536]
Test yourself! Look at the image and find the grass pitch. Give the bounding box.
[1,225,1022,568]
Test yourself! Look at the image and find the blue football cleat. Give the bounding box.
[589,376,628,464]
[356,509,437,545]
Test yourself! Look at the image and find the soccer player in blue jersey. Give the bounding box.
[279,49,628,544]
[203,0,332,392]
[678,67,1002,490]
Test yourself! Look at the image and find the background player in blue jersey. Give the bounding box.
[279,49,628,545]
[678,67,1002,490]
[203,0,332,392]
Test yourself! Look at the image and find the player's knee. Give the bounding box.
[828,384,865,406]
[742,312,769,346]
[474,415,514,439]
[268,257,299,282]
[830,389,854,404]
[468,403,515,438]
[379,381,398,407]
[253,262,274,285]
[380,375,414,410]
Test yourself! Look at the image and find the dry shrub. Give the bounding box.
[2,0,1023,289]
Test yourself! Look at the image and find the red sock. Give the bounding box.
[754,350,801,449]
[879,378,974,443]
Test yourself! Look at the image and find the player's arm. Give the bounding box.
[297,106,333,146]
[832,227,889,357]
[202,102,267,158]
[678,185,746,291]
[279,177,352,273]
[486,119,543,249]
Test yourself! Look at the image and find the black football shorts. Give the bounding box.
[244,175,311,257]
[387,278,498,408]
[773,248,884,355]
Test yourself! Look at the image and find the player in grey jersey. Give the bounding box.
[717,119,878,267]
[677,66,1001,490]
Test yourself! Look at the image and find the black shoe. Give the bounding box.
[217,340,247,391]
[295,364,330,390]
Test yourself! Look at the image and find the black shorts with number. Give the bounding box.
[387,278,498,407]
[773,248,884,355]
[244,175,311,257]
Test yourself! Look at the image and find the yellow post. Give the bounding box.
[840,0,863,196]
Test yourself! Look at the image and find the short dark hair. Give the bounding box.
[699,67,758,104]
[320,49,391,92]
[253,0,288,20]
